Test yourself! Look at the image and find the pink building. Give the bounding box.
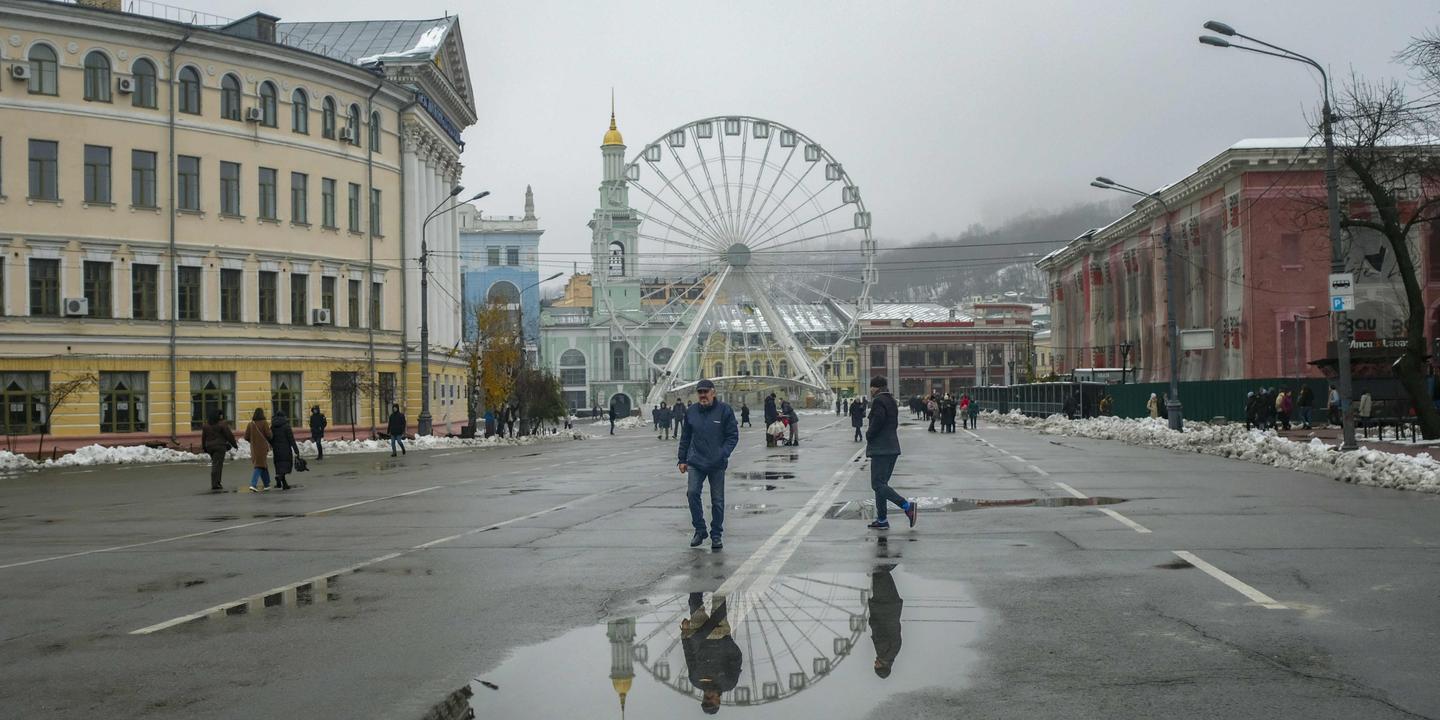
[1038,138,1440,383]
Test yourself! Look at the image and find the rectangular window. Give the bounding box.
[290,273,308,324]
[258,167,277,220]
[348,279,361,328]
[83,145,111,204]
[270,372,303,423]
[28,140,58,200]
[219,161,240,216]
[291,172,308,224]
[347,183,361,232]
[258,270,277,323]
[1280,233,1301,269]
[100,371,147,433]
[321,178,336,228]
[370,188,381,235]
[177,266,201,321]
[83,261,112,318]
[330,371,357,425]
[189,371,235,429]
[1,371,49,434]
[132,263,158,320]
[131,150,157,207]
[370,281,382,330]
[487,247,501,266]
[220,268,241,322]
[29,258,60,316]
[177,155,200,211]
[506,247,520,266]
[379,372,397,410]
[870,346,886,368]
[322,276,336,314]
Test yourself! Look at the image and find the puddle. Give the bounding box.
[468,569,980,718]
[731,503,779,515]
[826,496,1126,520]
[507,488,543,494]
[746,485,779,492]
[204,513,302,522]
[731,471,795,481]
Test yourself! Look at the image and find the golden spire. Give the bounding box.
[603,89,624,146]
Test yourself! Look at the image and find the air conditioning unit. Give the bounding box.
[245,107,264,122]
[10,64,31,80]
[311,308,332,325]
[116,76,136,94]
[64,297,89,317]
[338,127,355,142]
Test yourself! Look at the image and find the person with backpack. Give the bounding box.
[308,405,327,460]
[201,410,238,491]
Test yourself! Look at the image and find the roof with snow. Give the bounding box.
[704,303,849,335]
[860,303,972,322]
[277,17,456,65]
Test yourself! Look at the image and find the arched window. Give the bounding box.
[177,66,201,114]
[346,104,361,145]
[714,362,724,378]
[559,349,586,388]
[291,89,308,133]
[652,348,674,367]
[258,81,277,127]
[737,360,748,375]
[370,110,382,150]
[220,73,242,120]
[608,241,625,276]
[83,51,111,102]
[846,359,855,376]
[486,281,520,305]
[27,44,58,95]
[779,360,790,377]
[612,346,628,378]
[765,361,774,376]
[131,59,157,108]
[321,97,337,138]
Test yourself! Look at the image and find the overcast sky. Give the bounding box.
[210,0,1436,270]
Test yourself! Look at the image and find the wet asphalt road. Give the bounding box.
[2,415,1439,719]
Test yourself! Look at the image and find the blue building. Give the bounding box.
[458,187,544,357]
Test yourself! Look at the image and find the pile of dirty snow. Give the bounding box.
[983,411,1440,494]
[592,415,652,430]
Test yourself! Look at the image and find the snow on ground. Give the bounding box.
[0,429,592,473]
[983,411,1440,494]
[591,415,652,430]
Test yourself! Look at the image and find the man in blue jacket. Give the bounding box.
[866,376,917,530]
[678,379,739,550]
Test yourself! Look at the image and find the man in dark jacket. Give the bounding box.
[869,566,904,678]
[387,404,407,456]
[865,376,917,530]
[739,401,751,427]
[850,396,867,442]
[763,392,778,427]
[678,379,739,550]
[681,592,742,714]
[308,405,327,460]
[608,403,617,435]
[201,410,238,491]
[671,399,684,437]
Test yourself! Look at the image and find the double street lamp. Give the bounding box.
[1090,177,1183,430]
[418,186,489,437]
[1199,20,1356,450]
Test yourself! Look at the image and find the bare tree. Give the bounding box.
[37,373,98,458]
[323,363,383,440]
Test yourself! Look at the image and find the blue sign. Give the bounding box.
[416,92,464,146]
[1332,296,1345,311]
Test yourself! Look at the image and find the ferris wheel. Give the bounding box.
[607,116,876,407]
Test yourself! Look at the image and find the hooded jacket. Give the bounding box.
[678,400,739,471]
[865,391,901,457]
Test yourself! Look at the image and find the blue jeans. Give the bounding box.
[869,454,906,522]
[390,436,405,453]
[250,467,271,488]
[1300,407,1313,426]
[687,466,725,536]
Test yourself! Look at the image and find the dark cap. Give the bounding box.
[697,379,716,390]
[869,376,888,388]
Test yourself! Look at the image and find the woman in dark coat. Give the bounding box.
[270,410,301,490]
[850,397,867,442]
[201,410,238,491]
[308,405,327,460]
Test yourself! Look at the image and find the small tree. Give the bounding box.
[37,373,98,458]
[323,363,383,440]
[474,299,523,417]
[514,368,566,434]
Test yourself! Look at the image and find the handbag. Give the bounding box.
[295,456,309,472]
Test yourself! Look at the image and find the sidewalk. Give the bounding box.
[1272,423,1438,460]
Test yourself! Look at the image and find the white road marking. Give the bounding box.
[1097,508,1152,534]
[305,486,443,516]
[1028,464,1051,476]
[131,486,633,634]
[1172,551,1287,610]
[1054,482,1088,499]
[1010,455,1027,462]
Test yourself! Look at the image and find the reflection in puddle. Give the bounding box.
[730,503,779,515]
[731,471,795,481]
[825,495,1127,520]
[469,569,979,718]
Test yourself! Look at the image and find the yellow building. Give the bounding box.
[0,0,477,452]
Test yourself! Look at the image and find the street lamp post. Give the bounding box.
[418,187,488,437]
[1120,340,1133,385]
[1199,21,1355,450]
[1091,177,1183,430]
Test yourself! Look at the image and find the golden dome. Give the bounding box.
[602,110,624,146]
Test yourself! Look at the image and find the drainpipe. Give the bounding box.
[365,80,381,438]
[166,31,192,445]
[396,95,418,417]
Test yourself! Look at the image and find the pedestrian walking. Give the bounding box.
[1327,384,1342,427]
[926,396,938,432]
[608,403,618,435]
[680,592,741,714]
[865,376,917,531]
[1244,391,1259,430]
[763,392,778,427]
[739,401,751,428]
[672,398,685,437]
[271,410,300,490]
[387,404,407,456]
[940,394,957,433]
[959,394,971,429]
[244,408,273,492]
[850,395,867,442]
[1298,385,1315,429]
[966,398,981,429]
[653,404,663,437]
[1276,390,1293,431]
[678,379,739,550]
[201,409,238,491]
[869,565,904,679]
[782,399,799,446]
[308,405,327,460]
[1148,393,1161,419]
[1358,390,1374,429]
[836,397,843,416]
[506,404,517,437]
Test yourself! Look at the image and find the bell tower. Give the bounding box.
[588,95,641,318]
